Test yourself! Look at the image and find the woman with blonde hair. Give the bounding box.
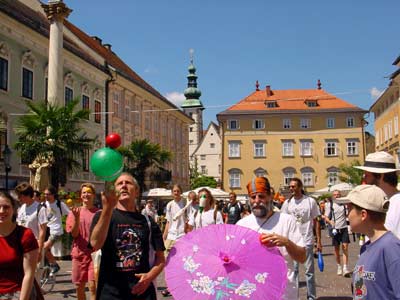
[186,188,224,231]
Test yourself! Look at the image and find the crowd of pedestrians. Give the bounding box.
[2,151,400,299]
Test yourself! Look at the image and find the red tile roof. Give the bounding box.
[223,88,364,113]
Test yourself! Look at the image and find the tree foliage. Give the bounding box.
[119,139,172,193]
[338,159,363,185]
[14,99,95,188]
[191,175,217,189]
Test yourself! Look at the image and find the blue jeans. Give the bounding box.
[294,245,316,300]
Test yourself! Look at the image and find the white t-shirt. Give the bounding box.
[17,202,47,239]
[45,200,70,236]
[281,195,320,246]
[188,208,223,229]
[165,199,187,241]
[385,193,400,239]
[237,213,305,300]
[324,201,347,229]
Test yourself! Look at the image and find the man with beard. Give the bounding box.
[354,151,400,239]
[90,173,165,300]
[237,177,306,300]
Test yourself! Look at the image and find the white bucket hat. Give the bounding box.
[354,151,400,173]
[335,185,389,213]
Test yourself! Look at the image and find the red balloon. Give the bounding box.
[106,133,122,149]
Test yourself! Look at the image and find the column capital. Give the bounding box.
[42,1,72,22]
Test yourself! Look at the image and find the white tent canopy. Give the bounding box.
[183,186,230,198]
[316,182,354,194]
[142,188,172,198]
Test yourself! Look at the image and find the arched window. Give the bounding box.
[282,167,296,186]
[64,72,74,105]
[327,166,339,185]
[0,41,10,91]
[228,168,241,188]
[254,167,267,178]
[300,167,315,187]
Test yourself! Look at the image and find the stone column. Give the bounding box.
[42,1,72,107]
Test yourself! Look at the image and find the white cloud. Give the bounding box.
[144,65,159,74]
[370,87,384,100]
[165,91,186,106]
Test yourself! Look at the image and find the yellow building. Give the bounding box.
[217,82,367,196]
[370,55,400,159]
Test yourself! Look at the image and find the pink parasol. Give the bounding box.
[165,224,287,300]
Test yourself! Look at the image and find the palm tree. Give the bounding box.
[14,99,96,188]
[119,139,172,192]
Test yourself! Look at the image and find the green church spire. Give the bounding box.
[182,49,204,108]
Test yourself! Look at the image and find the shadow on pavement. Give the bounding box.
[318,297,352,300]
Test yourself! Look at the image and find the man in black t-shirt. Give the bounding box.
[90,173,165,300]
[225,192,242,224]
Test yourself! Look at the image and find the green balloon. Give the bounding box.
[90,147,123,181]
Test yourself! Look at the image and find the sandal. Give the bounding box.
[161,289,171,297]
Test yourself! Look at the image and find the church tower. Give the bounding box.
[181,50,204,159]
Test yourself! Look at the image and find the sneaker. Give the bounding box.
[343,265,351,277]
[50,263,60,274]
[337,265,342,276]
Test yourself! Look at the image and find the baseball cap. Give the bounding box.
[335,185,389,213]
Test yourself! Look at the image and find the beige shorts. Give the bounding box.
[164,239,177,258]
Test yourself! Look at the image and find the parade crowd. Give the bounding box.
[0,151,400,299]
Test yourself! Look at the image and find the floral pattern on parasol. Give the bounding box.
[165,224,287,300]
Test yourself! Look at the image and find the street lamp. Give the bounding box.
[3,145,12,192]
[328,182,333,192]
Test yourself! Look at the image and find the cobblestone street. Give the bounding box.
[45,227,357,299]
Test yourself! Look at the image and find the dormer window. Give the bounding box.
[305,100,318,107]
[265,101,278,108]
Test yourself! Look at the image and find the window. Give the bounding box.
[327,167,339,185]
[346,140,358,155]
[22,68,33,99]
[325,141,337,156]
[305,100,318,107]
[255,168,266,177]
[384,124,388,142]
[189,127,193,132]
[253,142,265,157]
[228,120,239,130]
[300,119,311,129]
[394,116,399,136]
[65,86,73,105]
[283,168,295,186]
[282,141,293,156]
[388,120,393,139]
[0,57,8,91]
[346,117,355,127]
[253,119,265,129]
[229,169,241,188]
[266,101,278,108]
[375,131,380,148]
[82,94,89,109]
[82,149,89,172]
[189,140,193,144]
[210,143,215,148]
[200,155,206,160]
[326,118,335,129]
[283,119,291,129]
[201,165,207,174]
[228,141,240,158]
[300,141,313,156]
[125,106,130,122]
[302,172,313,186]
[94,100,101,124]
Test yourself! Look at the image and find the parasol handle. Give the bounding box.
[173,200,192,221]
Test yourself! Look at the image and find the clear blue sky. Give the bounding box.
[68,1,399,134]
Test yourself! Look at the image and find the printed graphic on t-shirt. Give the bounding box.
[353,265,372,299]
[291,206,308,224]
[115,224,143,271]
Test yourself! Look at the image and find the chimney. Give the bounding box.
[317,79,322,90]
[91,36,102,44]
[103,44,112,51]
[255,80,260,91]
[265,85,272,97]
